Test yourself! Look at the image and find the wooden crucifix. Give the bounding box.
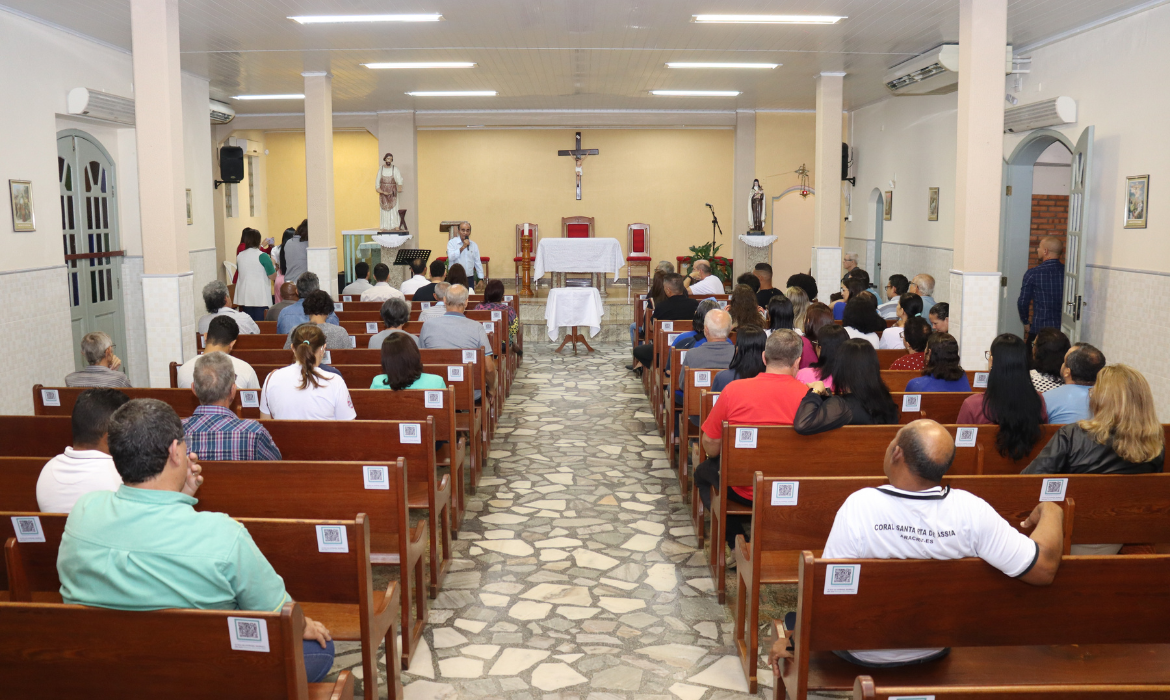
[557,131,599,200]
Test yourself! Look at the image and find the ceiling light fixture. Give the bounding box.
[406,90,497,97]
[364,62,476,69]
[666,62,779,69]
[289,14,442,24]
[231,94,305,100]
[692,14,845,24]
[651,90,740,97]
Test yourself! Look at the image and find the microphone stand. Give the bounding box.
[706,204,723,254]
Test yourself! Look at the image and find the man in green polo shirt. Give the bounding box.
[57,398,335,681]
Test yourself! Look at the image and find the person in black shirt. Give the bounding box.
[754,263,784,308]
[411,259,448,302]
[630,273,698,373]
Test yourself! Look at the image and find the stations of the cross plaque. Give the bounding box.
[557,131,599,200]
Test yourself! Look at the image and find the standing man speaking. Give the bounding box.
[447,221,485,289]
[1018,236,1065,344]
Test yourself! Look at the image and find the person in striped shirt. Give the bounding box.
[65,331,131,388]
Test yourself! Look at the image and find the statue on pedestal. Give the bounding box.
[376,153,405,231]
[749,178,766,233]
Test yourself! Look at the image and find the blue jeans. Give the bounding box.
[629,322,637,347]
[304,639,336,683]
[239,305,268,322]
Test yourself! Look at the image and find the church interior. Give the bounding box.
[3,1,1170,698]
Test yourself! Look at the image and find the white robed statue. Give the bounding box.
[749,178,766,232]
[376,152,405,231]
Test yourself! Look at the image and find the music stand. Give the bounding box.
[393,249,430,267]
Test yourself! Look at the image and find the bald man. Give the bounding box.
[1018,236,1065,344]
[675,308,734,400]
[265,282,300,322]
[770,419,1064,672]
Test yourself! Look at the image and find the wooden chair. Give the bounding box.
[0,601,355,699]
[514,223,538,294]
[690,390,721,547]
[780,554,1170,700]
[626,223,651,302]
[854,676,1170,699]
[561,215,595,287]
[3,512,402,700]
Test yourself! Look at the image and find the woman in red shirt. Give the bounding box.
[889,316,932,371]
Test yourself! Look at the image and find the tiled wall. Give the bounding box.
[811,247,842,304]
[1083,265,1170,421]
[120,256,150,387]
[880,242,954,304]
[142,272,196,388]
[189,248,218,321]
[949,271,1001,371]
[0,266,76,414]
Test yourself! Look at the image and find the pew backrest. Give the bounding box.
[32,385,242,418]
[889,392,974,425]
[882,369,985,393]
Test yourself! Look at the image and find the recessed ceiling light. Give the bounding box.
[666,62,779,69]
[363,62,477,69]
[289,14,443,24]
[651,90,741,97]
[406,91,497,97]
[692,14,845,24]
[231,94,305,100]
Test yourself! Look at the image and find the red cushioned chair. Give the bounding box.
[626,223,651,302]
[438,221,489,280]
[560,216,595,286]
[514,223,539,292]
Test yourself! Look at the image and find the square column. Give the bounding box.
[732,110,755,279]
[304,71,338,295]
[813,72,845,284]
[131,0,196,385]
[812,246,843,305]
[952,0,1008,368]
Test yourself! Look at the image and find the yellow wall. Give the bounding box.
[416,128,734,271]
[755,113,818,282]
[263,130,381,251]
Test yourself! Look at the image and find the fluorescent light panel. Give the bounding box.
[651,90,740,97]
[406,90,497,97]
[364,62,476,69]
[666,62,779,69]
[692,14,845,24]
[289,14,443,24]
[232,94,304,100]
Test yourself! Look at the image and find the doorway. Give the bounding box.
[57,130,128,372]
[869,188,884,285]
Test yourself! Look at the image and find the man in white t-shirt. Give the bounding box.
[771,419,1064,671]
[360,263,406,302]
[197,280,260,335]
[176,316,260,390]
[685,260,725,296]
[399,257,430,297]
[36,388,130,513]
[341,261,373,297]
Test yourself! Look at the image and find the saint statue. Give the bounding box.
[749,178,766,232]
[376,152,405,231]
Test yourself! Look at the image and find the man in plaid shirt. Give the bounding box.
[182,353,281,461]
[1017,237,1066,343]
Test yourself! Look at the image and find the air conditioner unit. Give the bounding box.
[210,99,235,125]
[67,87,135,125]
[883,44,1013,96]
[1003,96,1075,133]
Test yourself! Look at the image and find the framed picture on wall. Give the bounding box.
[9,180,34,232]
[883,191,893,221]
[1124,175,1149,229]
[186,189,193,225]
[928,187,940,221]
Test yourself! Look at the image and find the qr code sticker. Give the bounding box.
[832,567,853,585]
[228,616,270,652]
[825,564,860,594]
[1046,480,1062,494]
[363,465,389,490]
[11,516,44,543]
[316,524,349,552]
[776,483,793,497]
[322,527,341,543]
[235,619,261,641]
[400,423,422,444]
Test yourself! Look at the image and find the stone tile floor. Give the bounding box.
[330,343,811,700]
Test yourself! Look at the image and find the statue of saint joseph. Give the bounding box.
[376,152,405,231]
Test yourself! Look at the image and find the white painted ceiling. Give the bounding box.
[1,0,1157,115]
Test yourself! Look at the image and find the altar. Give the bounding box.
[341,229,415,289]
[533,237,625,297]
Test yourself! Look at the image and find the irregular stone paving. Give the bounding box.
[326,343,807,700]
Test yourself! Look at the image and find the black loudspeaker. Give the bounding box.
[841,142,855,186]
[219,146,244,184]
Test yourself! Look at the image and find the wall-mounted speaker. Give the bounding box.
[219,146,244,184]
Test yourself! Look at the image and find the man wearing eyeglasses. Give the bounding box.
[65,331,131,388]
[878,274,908,320]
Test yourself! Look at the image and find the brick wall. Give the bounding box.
[1028,194,1069,269]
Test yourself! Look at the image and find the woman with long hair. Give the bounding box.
[842,294,886,348]
[766,295,795,332]
[905,332,970,392]
[260,324,355,420]
[879,293,923,349]
[371,333,446,390]
[957,334,1048,459]
[712,325,767,391]
[445,263,469,288]
[796,324,848,391]
[1031,327,1070,392]
[800,302,835,369]
[280,221,309,285]
[234,227,276,322]
[727,284,764,329]
[272,227,297,303]
[832,276,868,320]
[786,286,810,331]
[795,338,899,433]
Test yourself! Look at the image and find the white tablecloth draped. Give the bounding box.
[544,287,606,340]
[533,238,625,280]
[738,234,778,248]
[371,233,413,249]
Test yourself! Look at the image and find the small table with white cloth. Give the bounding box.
[533,238,625,297]
[544,287,606,353]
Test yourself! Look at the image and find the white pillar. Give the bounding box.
[131,0,195,387]
[732,110,756,279]
[950,0,1007,369]
[303,71,338,295]
[812,72,846,303]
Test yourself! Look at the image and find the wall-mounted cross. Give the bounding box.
[557,131,599,200]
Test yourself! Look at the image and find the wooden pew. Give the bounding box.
[735,472,1170,691]
[3,512,403,700]
[32,384,242,418]
[652,320,693,433]
[0,600,355,699]
[853,676,1170,699]
[882,369,985,393]
[780,554,1170,700]
[675,366,713,494]
[691,390,720,548]
[875,349,908,369]
[259,420,452,598]
[890,392,975,425]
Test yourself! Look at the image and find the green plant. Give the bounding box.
[683,243,732,283]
